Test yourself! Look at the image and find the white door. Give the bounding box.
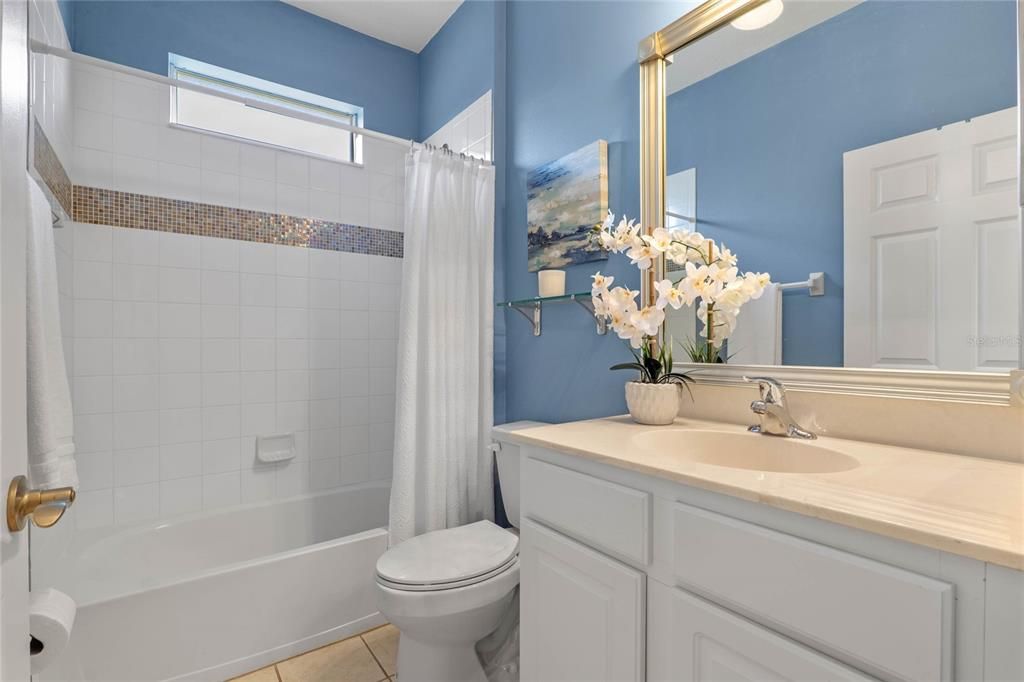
[647,581,878,682]
[519,519,645,682]
[0,0,33,679]
[844,107,1020,371]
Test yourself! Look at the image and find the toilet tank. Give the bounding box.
[492,421,546,529]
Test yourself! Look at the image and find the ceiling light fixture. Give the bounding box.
[730,0,784,30]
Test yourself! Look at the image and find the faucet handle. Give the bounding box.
[743,376,786,404]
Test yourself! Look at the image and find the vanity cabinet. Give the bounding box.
[647,581,876,682]
[520,518,645,682]
[517,444,1016,682]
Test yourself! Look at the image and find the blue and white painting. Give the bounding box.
[527,140,608,272]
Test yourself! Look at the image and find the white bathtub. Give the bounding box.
[41,482,390,682]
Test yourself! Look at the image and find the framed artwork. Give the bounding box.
[526,140,609,272]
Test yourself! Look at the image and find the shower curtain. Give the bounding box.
[388,147,496,546]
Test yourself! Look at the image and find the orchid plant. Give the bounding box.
[591,211,770,367]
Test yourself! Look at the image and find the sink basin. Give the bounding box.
[631,429,859,474]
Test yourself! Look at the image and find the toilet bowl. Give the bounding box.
[375,422,538,682]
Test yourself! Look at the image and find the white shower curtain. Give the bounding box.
[388,148,496,546]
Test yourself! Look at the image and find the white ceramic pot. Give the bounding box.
[624,381,680,425]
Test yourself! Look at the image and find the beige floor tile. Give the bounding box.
[362,624,399,676]
[229,666,279,682]
[277,636,386,682]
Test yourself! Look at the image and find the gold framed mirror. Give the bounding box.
[639,0,1024,405]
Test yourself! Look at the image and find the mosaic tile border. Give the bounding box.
[32,118,73,216]
[72,186,404,258]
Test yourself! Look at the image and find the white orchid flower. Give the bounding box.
[644,227,673,253]
[627,243,656,270]
[630,305,665,336]
[591,272,614,293]
[654,279,687,310]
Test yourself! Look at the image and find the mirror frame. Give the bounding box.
[638,0,1024,406]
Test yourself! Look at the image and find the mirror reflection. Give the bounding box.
[664,0,1021,371]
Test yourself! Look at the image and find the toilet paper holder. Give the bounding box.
[6,476,76,532]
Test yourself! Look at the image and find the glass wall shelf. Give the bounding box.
[496,292,607,337]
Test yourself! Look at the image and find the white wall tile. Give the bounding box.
[160,162,202,201]
[277,184,309,216]
[77,451,113,491]
[159,373,201,410]
[114,483,160,524]
[309,158,341,191]
[73,147,114,187]
[159,339,201,373]
[309,190,340,221]
[240,242,277,275]
[159,232,201,268]
[112,227,160,266]
[160,477,203,516]
[239,176,276,213]
[74,67,113,114]
[113,79,166,123]
[114,339,160,375]
[201,136,240,175]
[201,270,240,305]
[73,338,112,376]
[113,118,160,159]
[240,144,276,181]
[74,109,113,151]
[113,447,159,486]
[113,374,159,412]
[158,267,201,304]
[276,151,309,187]
[200,170,240,208]
[159,303,201,338]
[201,304,240,338]
[73,375,113,415]
[158,126,201,167]
[160,442,203,480]
[114,154,160,195]
[66,219,399,528]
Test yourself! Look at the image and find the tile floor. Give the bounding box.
[231,624,398,682]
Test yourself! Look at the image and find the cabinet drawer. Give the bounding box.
[672,503,953,682]
[648,580,877,682]
[524,457,651,565]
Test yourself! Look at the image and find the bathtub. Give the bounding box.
[41,482,390,682]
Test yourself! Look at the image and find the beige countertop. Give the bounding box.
[502,416,1024,570]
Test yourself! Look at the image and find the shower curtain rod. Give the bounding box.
[30,40,490,164]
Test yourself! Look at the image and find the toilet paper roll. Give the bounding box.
[30,588,76,674]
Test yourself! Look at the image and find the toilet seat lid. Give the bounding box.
[377,520,519,588]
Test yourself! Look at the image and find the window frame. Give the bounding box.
[168,53,364,165]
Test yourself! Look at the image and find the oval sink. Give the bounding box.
[631,429,859,474]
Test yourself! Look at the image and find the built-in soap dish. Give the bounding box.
[256,433,295,463]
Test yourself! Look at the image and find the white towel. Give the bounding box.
[26,176,77,490]
[728,283,782,365]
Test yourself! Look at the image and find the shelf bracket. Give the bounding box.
[573,297,608,335]
[507,301,542,336]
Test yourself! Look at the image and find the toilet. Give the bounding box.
[375,423,536,682]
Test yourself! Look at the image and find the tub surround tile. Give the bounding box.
[73,186,403,258]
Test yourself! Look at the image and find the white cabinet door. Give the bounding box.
[520,518,645,682]
[843,107,1020,371]
[648,581,878,682]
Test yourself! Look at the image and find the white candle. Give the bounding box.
[538,270,566,297]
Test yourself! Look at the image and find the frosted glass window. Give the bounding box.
[169,54,363,164]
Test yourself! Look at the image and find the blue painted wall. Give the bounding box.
[70,1,420,139]
[666,0,1017,367]
[418,0,508,424]
[418,0,499,141]
[56,0,73,44]
[502,1,683,423]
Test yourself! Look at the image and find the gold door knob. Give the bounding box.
[6,476,76,532]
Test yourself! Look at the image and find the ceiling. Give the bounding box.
[282,0,464,53]
[667,0,862,95]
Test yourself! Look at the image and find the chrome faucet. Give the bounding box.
[743,377,816,440]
